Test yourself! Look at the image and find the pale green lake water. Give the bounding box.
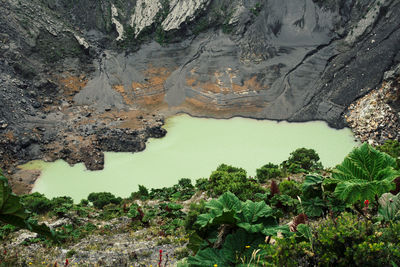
[22,114,358,202]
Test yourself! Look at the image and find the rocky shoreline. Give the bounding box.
[0,103,167,194]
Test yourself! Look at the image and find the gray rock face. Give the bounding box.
[162,0,211,31]
[130,0,162,36]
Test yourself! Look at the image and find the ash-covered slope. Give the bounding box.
[1,0,399,126]
[0,0,400,184]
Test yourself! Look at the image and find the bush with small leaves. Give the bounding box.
[377,139,400,169]
[314,212,400,266]
[256,163,282,183]
[130,185,149,200]
[87,192,122,209]
[184,200,207,231]
[206,164,266,200]
[281,148,322,174]
[279,180,302,199]
[20,192,53,214]
[195,178,208,191]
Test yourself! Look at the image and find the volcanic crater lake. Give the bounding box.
[23,114,359,202]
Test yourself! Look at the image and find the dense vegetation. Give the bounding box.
[1,141,400,266]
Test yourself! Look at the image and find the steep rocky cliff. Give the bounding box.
[0,0,400,190]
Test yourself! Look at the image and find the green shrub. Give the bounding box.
[377,139,400,169]
[206,164,266,200]
[314,212,400,266]
[87,192,122,209]
[266,212,400,266]
[269,193,299,214]
[184,200,206,231]
[148,179,195,201]
[281,148,322,174]
[51,196,74,216]
[279,180,301,198]
[21,192,52,214]
[130,185,149,200]
[173,178,195,200]
[256,163,282,183]
[100,203,122,219]
[187,192,289,266]
[79,199,89,206]
[0,224,17,239]
[195,178,208,191]
[159,202,184,219]
[66,249,76,258]
[265,235,314,267]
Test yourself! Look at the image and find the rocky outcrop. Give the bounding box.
[162,0,211,31]
[130,0,161,36]
[346,65,400,145]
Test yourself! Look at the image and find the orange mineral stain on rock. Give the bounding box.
[57,74,88,98]
[131,67,171,94]
[186,69,267,95]
[232,76,266,92]
[2,130,15,142]
[113,85,134,105]
[128,66,173,107]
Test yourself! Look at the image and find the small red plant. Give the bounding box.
[290,213,308,232]
[270,180,280,197]
[64,258,69,266]
[364,199,369,208]
[158,249,163,267]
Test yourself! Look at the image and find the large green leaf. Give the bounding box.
[196,192,242,229]
[261,224,290,236]
[301,197,326,217]
[187,247,230,267]
[188,229,265,267]
[378,192,400,222]
[302,175,324,199]
[296,224,312,240]
[221,229,265,262]
[329,143,400,204]
[238,200,274,224]
[0,176,28,219]
[0,173,58,242]
[206,192,242,214]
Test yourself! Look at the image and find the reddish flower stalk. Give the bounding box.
[64,258,69,267]
[290,213,308,232]
[364,199,369,208]
[158,249,163,267]
[270,180,280,197]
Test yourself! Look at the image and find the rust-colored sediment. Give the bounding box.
[57,74,88,98]
[186,69,267,95]
[232,76,266,92]
[113,85,134,105]
[175,97,264,118]
[131,66,172,104]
